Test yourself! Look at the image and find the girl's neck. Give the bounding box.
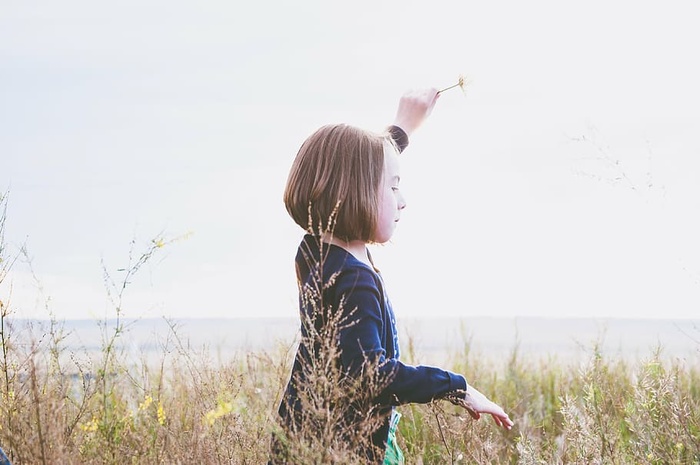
[321,233,373,268]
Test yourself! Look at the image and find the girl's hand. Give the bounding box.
[459,385,514,430]
[392,88,440,136]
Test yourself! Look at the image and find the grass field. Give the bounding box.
[0,311,699,464]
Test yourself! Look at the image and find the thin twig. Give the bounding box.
[432,402,454,464]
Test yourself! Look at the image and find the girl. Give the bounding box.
[272,88,513,464]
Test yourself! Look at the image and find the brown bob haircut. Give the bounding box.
[284,124,397,242]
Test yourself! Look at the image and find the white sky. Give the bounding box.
[2,0,700,320]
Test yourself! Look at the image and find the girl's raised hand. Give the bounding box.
[392,88,440,137]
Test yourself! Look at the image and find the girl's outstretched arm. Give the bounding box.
[392,88,440,137]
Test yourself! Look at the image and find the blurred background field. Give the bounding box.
[7,315,698,366]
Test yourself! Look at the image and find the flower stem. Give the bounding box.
[438,82,461,94]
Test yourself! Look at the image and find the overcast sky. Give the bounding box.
[2,0,700,321]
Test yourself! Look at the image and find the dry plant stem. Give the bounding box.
[0,192,17,436]
[0,302,10,425]
[437,83,461,94]
[431,402,454,465]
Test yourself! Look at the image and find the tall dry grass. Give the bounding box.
[1,191,699,464]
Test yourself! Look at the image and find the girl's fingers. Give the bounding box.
[490,410,514,429]
[500,415,514,429]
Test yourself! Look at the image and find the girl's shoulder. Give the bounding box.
[295,235,379,284]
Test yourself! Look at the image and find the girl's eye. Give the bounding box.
[391,187,399,192]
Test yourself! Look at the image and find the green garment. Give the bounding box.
[383,410,404,465]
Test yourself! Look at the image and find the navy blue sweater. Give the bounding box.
[276,235,467,461]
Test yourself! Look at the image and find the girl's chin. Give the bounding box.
[372,225,398,244]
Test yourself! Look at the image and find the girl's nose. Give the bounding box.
[398,191,407,210]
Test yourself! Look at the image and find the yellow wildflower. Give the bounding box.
[139,395,153,411]
[157,401,166,426]
[204,400,234,426]
[80,417,99,433]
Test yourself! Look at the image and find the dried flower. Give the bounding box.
[438,74,469,95]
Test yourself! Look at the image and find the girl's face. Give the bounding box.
[374,143,406,244]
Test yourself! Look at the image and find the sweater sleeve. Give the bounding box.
[387,125,409,154]
[335,267,467,405]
